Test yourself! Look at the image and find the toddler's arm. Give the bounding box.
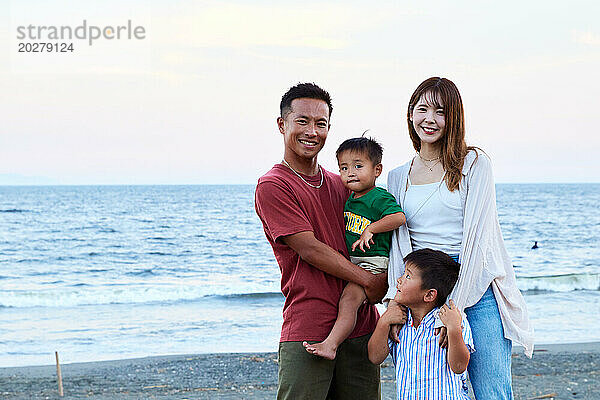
[439,300,470,374]
[368,300,406,364]
[352,212,406,252]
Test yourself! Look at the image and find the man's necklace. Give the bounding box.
[417,152,441,172]
[281,159,324,189]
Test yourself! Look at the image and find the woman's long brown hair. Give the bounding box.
[407,77,478,192]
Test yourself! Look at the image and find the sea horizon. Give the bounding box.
[1,183,599,367]
[1,182,600,187]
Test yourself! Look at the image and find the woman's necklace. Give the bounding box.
[281,159,324,189]
[417,152,441,172]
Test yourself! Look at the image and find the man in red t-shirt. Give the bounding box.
[255,83,388,399]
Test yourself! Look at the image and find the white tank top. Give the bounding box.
[403,176,463,255]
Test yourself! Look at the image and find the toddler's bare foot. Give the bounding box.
[302,340,337,360]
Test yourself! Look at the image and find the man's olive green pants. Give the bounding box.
[277,334,381,400]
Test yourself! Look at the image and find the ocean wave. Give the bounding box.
[56,256,77,261]
[517,273,600,292]
[0,285,282,308]
[133,218,153,223]
[26,270,55,276]
[126,268,156,276]
[18,258,44,264]
[4,274,596,309]
[219,292,283,300]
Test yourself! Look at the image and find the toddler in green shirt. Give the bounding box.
[304,137,406,360]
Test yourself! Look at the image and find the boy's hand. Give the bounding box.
[385,300,406,343]
[439,300,462,333]
[382,300,407,326]
[351,227,375,253]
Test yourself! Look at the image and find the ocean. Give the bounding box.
[1,184,599,367]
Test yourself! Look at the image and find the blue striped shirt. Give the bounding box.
[389,308,474,399]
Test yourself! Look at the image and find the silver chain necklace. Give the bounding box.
[281,159,324,189]
[417,152,441,172]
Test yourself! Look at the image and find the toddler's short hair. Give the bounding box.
[336,137,383,165]
[403,249,460,308]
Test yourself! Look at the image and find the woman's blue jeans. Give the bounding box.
[464,286,513,400]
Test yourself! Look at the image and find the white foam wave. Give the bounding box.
[517,273,600,292]
[0,283,280,308]
[4,273,596,308]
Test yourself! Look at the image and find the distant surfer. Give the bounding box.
[532,241,539,249]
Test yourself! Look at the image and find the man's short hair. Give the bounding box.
[336,137,383,165]
[280,82,333,119]
[403,249,460,308]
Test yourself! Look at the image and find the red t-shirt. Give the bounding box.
[255,164,379,342]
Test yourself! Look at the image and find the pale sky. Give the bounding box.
[1,0,599,185]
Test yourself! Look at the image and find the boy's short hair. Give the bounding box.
[280,82,333,119]
[403,249,460,308]
[336,137,383,165]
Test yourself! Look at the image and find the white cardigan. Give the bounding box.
[385,150,534,357]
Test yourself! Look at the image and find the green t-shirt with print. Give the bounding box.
[345,186,404,258]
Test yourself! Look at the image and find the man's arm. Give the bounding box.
[282,231,388,303]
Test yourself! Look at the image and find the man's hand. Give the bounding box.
[351,227,374,253]
[282,231,378,292]
[364,272,388,304]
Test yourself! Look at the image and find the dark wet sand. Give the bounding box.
[1,342,599,399]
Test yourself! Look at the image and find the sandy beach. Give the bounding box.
[1,342,599,399]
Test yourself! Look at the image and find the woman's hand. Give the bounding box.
[389,324,401,343]
[434,326,448,348]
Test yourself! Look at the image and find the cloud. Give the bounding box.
[572,29,600,45]
[150,2,409,50]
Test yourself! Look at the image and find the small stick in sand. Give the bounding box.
[55,351,64,397]
[529,394,558,400]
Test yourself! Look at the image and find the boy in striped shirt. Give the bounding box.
[368,248,474,399]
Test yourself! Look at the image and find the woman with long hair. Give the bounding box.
[385,77,533,399]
